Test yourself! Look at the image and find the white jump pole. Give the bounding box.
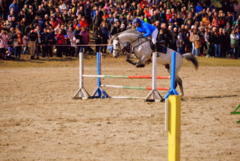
[73,52,90,99]
[145,52,163,102]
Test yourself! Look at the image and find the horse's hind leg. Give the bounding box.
[176,75,184,96]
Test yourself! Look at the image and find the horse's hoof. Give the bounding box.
[136,64,145,68]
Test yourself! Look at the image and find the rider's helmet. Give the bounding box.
[133,18,141,25]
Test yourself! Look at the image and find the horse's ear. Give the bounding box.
[110,35,117,45]
[110,37,113,45]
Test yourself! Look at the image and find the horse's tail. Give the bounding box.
[182,53,199,70]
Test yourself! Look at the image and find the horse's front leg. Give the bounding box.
[126,53,137,65]
[136,55,147,68]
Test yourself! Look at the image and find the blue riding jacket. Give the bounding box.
[136,20,157,37]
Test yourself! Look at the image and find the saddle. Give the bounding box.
[151,41,167,54]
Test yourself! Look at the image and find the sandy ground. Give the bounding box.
[0,57,240,161]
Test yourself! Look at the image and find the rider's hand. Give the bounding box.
[138,35,144,38]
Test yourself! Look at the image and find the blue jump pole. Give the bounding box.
[92,52,109,98]
[164,52,179,99]
[97,52,101,96]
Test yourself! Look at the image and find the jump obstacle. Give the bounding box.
[73,51,181,161]
[73,51,178,101]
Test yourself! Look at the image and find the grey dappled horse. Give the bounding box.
[110,29,198,96]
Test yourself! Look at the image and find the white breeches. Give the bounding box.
[151,28,158,44]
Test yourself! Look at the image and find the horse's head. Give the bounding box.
[111,30,142,58]
[111,36,121,58]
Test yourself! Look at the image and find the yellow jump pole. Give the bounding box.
[168,95,181,161]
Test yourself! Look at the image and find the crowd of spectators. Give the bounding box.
[0,0,240,60]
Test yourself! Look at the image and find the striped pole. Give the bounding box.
[101,84,169,91]
[83,75,170,79]
[110,96,146,99]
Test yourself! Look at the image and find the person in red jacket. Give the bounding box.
[79,16,88,30]
[56,29,65,57]
[80,27,90,54]
[140,0,147,9]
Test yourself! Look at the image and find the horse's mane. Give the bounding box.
[113,29,141,37]
[110,29,141,44]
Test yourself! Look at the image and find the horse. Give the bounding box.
[110,29,199,96]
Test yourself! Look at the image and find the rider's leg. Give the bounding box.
[151,28,158,52]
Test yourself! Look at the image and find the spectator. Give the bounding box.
[79,16,88,30]
[9,0,19,16]
[28,29,38,60]
[41,28,49,57]
[101,16,110,30]
[67,26,76,56]
[101,22,109,54]
[193,30,201,56]
[195,2,203,13]
[35,25,41,58]
[7,27,15,58]
[64,35,71,56]
[13,27,22,60]
[220,29,231,58]
[47,27,55,57]
[161,23,171,47]
[212,12,220,28]
[198,26,205,55]
[93,26,102,53]
[204,27,213,57]
[22,34,29,55]
[202,13,210,27]
[176,35,184,53]
[8,10,16,28]
[56,29,65,57]
[92,11,101,33]
[0,0,11,19]
[171,27,178,50]
[129,2,137,15]
[74,24,82,55]
[110,20,120,36]
[0,29,8,59]
[235,28,240,59]
[212,28,221,58]
[79,27,89,54]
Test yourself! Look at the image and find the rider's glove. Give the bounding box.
[138,35,144,38]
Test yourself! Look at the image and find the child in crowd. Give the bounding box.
[64,35,71,56]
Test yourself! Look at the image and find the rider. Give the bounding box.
[132,18,158,51]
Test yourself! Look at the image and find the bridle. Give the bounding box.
[112,36,124,53]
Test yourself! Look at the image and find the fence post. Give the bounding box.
[92,52,109,98]
[73,52,90,99]
[164,52,179,99]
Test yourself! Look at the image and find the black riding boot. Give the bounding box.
[154,44,158,52]
[150,42,155,51]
